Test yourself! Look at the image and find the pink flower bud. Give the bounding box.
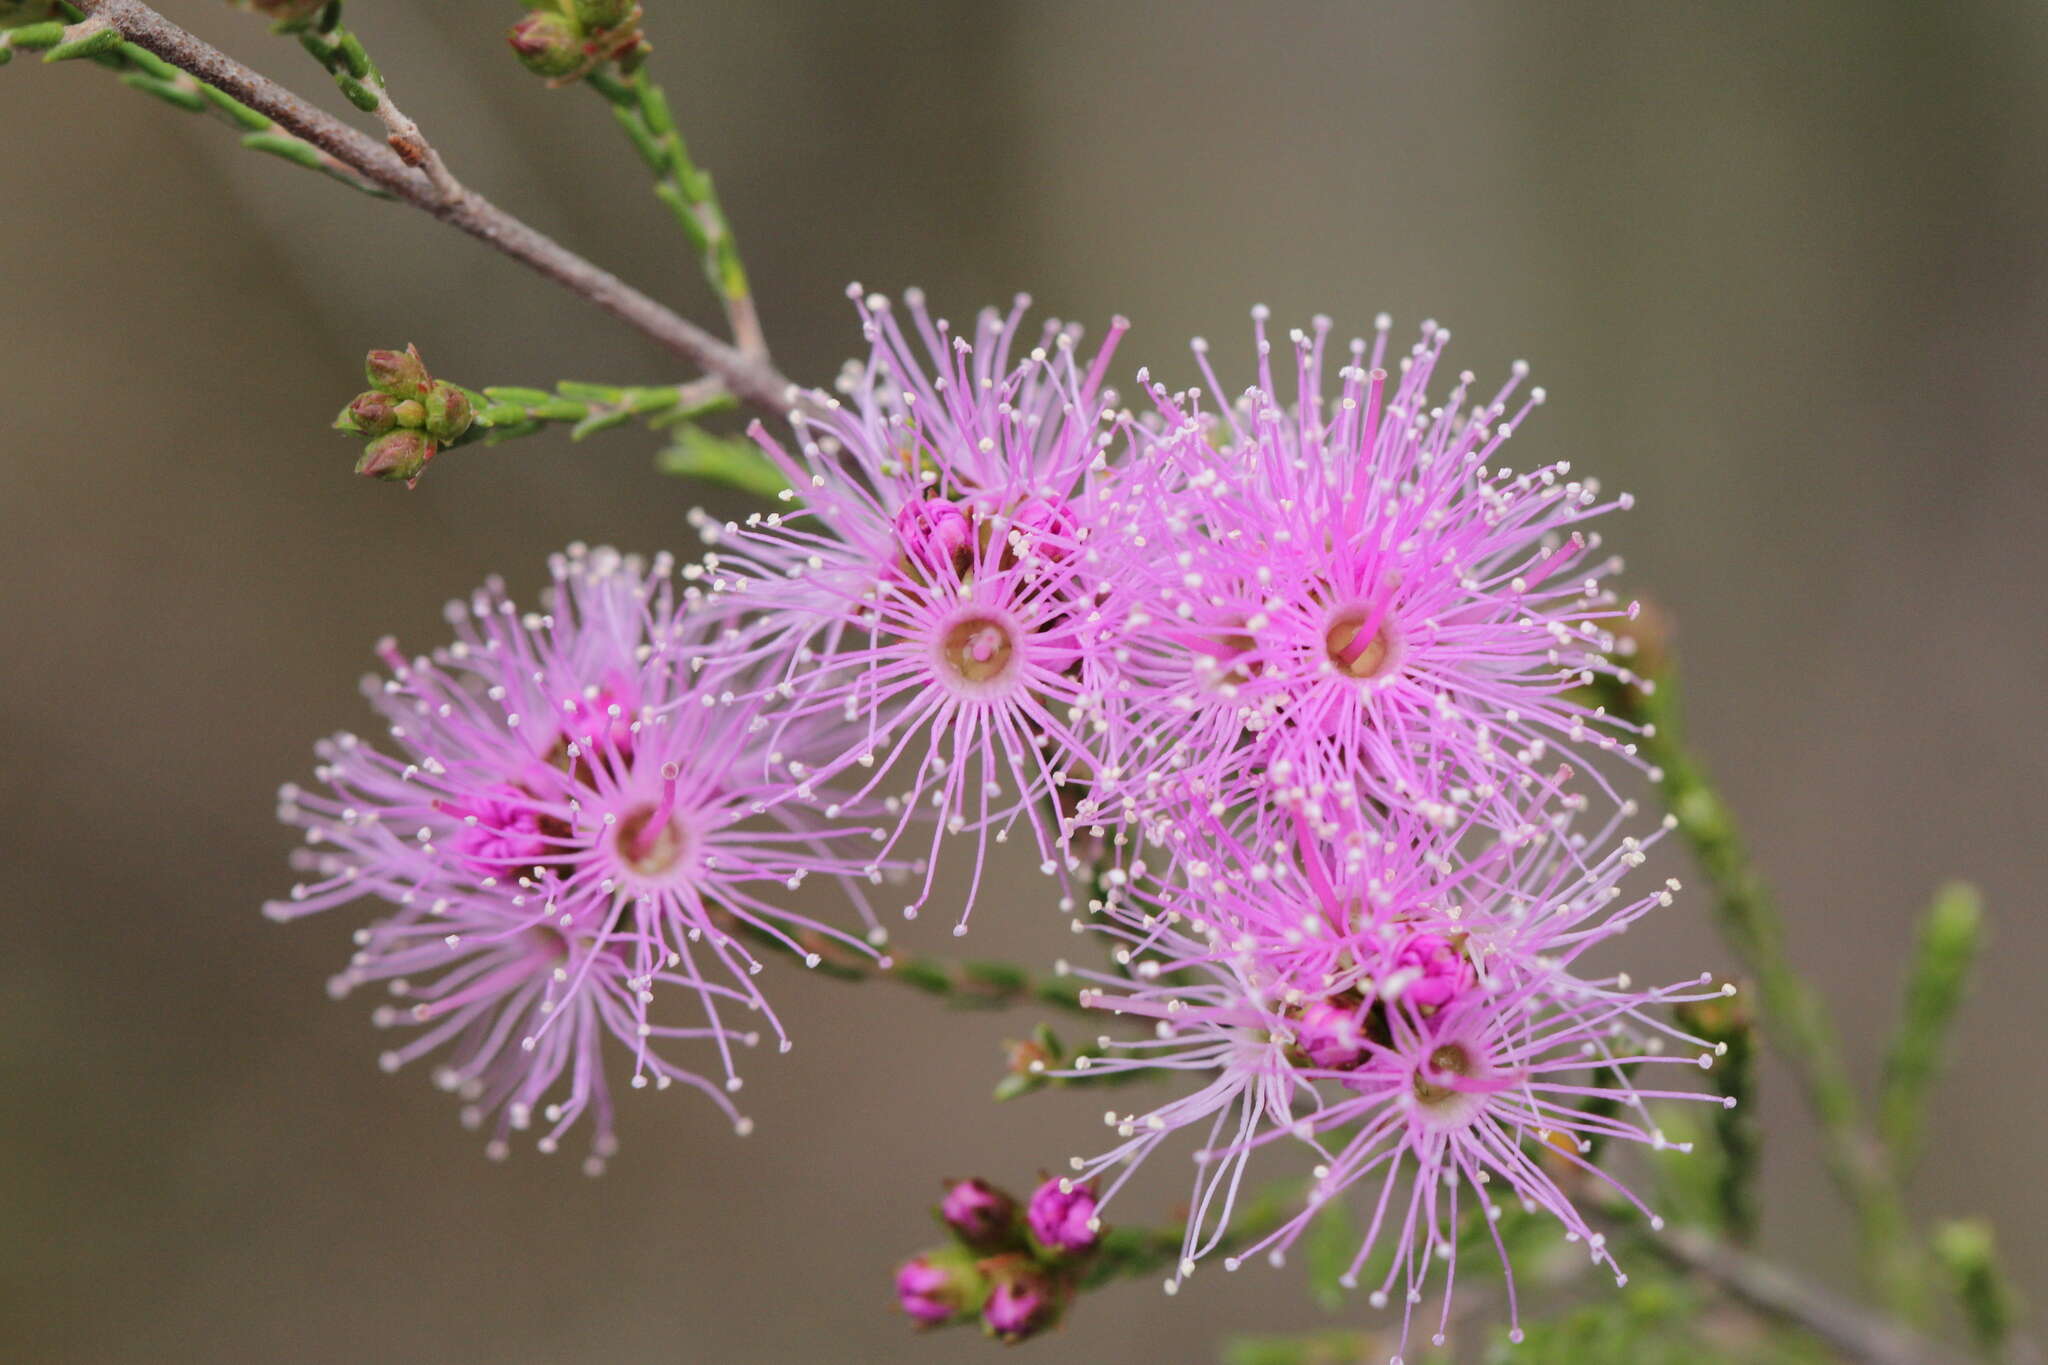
[507,10,585,79]
[980,1256,1060,1342]
[365,345,430,399]
[939,1178,1016,1249]
[892,497,976,579]
[1025,1176,1100,1255]
[894,1247,983,1328]
[572,0,634,30]
[1386,932,1472,1014]
[355,429,435,486]
[1005,494,1079,563]
[338,390,399,439]
[422,381,475,445]
[1295,995,1370,1069]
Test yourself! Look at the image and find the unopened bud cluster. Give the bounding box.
[896,1176,1104,1343]
[507,0,648,84]
[334,345,473,486]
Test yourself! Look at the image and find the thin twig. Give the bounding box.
[720,916,1095,1016]
[69,0,796,417]
[288,7,460,201]
[1641,1223,1970,1365]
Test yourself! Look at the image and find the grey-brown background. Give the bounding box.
[4,3,2043,1361]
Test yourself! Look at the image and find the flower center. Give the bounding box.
[1412,1042,1472,1106]
[615,802,690,877]
[941,615,1018,685]
[1325,609,1394,680]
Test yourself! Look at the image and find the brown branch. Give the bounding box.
[70,0,797,418]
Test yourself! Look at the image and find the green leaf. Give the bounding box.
[479,386,553,405]
[1879,882,1982,1171]
[335,30,373,81]
[119,71,206,113]
[656,425,787,498]
[554,380,629,402]
[41,23,120,61]
[242,130,326,171]
[335,72,378,112]
[570,407,636,441]
[6,20,68,51]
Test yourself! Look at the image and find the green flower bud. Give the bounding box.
[508,10,584,79]
[392,398,427,429]
[572,0,634,30]
[365,344,431,398]
[355,429,435,486]
[422,381,475,444]
[336,390,400,438]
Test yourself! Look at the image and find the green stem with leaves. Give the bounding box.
[63,0,795,413]
[1622,669,1925,1314]
[453,378,731,447]
[5,5,381,190]
[721,917,1092,1016]
[587,66,762,357]
[284,1,461,200]
[1879,883,1982,1175]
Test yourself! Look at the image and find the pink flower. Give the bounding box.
[1103,310,1650,836]
[1052,798,1725,1352]
[268,545,884,1161]
[692,289,1134,932]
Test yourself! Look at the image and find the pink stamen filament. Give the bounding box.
[627,762,682,863]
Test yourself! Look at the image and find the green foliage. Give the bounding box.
[1646,1106,1724,1232]
[1934,1218,2018,1354]
[587,67,754,316]
[1673,993,1759,1241]
[1,9,379,194]
[655,424,787,498]
[1880,882,1983,1173]
[1484,1279,1831,1365]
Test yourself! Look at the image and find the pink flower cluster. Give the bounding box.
[274,293,1717,1347]
[1043,315,1721,1352]
[268,544,887,1168]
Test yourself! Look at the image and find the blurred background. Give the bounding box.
[4,2,2044,1360]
